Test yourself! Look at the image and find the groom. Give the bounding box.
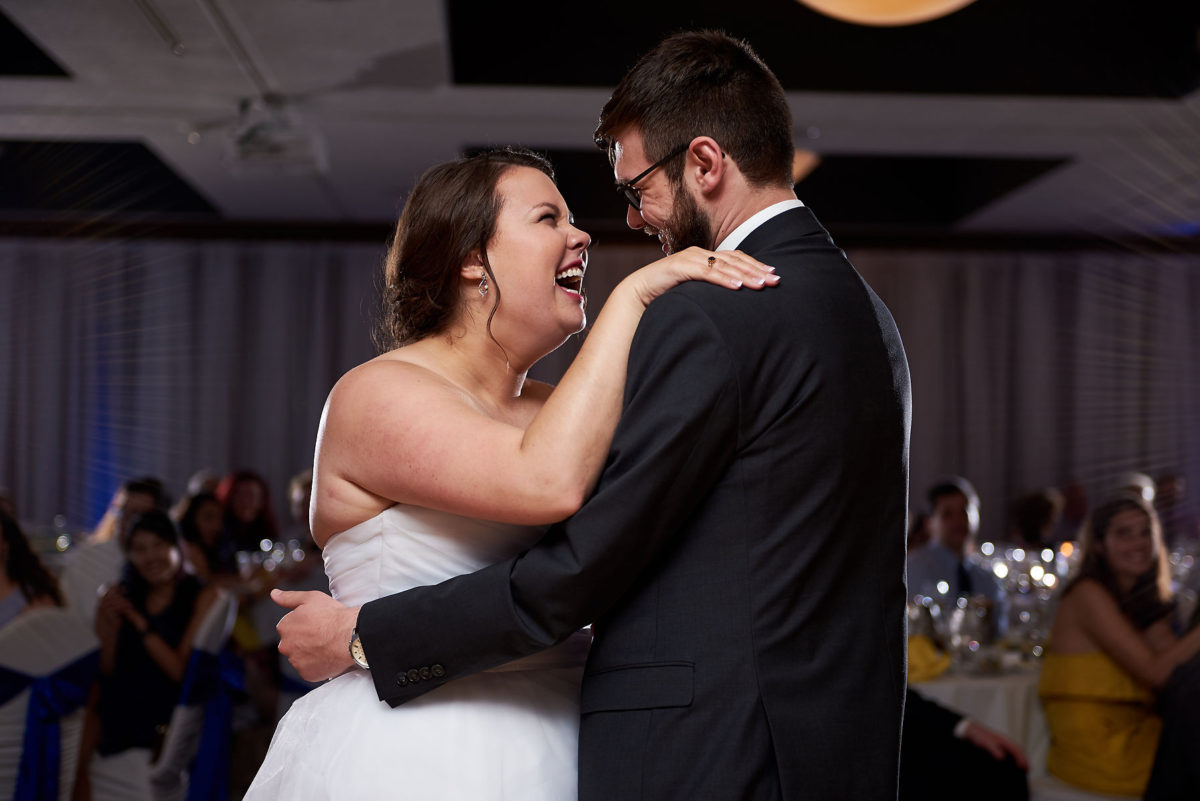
[277,31,911,800]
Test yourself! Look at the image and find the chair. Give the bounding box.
[0,606,99,801]
[148,588,237,801]
[58,539,124,625]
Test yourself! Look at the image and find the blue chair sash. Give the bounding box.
[0,650,99,801]
[177,647,243,801]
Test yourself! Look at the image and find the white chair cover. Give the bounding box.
[90,748,154,801]
[0,606,99,801]
[148,589,236,801]
[58,540,124,624]
[1030,775,1141,801]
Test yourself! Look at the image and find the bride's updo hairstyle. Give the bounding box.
[376,148,556,351]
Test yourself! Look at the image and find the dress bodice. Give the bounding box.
[1038,651,1160,795]
[322,504,548,607]
[246,504,585,801]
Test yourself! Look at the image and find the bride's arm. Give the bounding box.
[323,248,776,527]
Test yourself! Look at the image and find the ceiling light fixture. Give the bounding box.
[795,0,977,27]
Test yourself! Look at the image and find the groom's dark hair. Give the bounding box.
[594,30,794,189]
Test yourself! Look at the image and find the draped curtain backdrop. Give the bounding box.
[2,237,1198,541]
[0,238,381,529]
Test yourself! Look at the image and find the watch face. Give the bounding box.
[350,632,368,669]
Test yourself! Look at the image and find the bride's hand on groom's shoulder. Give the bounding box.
[272,588,361,682]
[625,248,779,308]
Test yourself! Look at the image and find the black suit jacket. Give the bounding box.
[359,206,912,800]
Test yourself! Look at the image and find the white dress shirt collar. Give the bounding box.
[715,198,805,252]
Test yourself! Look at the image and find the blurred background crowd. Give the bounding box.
[3,463,1198,799]
[1,467,326,799]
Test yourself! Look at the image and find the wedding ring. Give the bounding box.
[707,256,716,269]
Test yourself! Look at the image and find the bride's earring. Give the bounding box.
[478,274,489,297]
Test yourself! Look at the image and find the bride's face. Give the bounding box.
[483,167,591,354]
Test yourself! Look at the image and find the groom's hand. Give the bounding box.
[272,589,361,681]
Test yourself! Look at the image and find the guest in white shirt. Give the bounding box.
[907,478,1005,613]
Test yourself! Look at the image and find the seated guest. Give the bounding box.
[1154,471,1197,548]
[90,477,168,544]
[179,491,237,580]
[1039,494,1200,798]
[74,511,218,799]
[0,509,64,628]
[907,478,1005,610]
[169,467,220,521]
[1111,471,1156,504]
[902,688,1029,801]
[215,470,278,553]
[1009,489,1062,550]
[1051,479,1088,545]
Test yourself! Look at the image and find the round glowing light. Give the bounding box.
[1032,645,1044,657]
[1012,548,1026,562]
[292,549,306,562]
[936,581,950,595]
[1043,573,1057,588]
[1042,549,1055,563]
[1029,565,1045,581]
[56,535,71,552]
[993,562,1010,579]
[980,541,995,556]
[792,150,821,183]
[796,0,978,27]
[1060,542,1075,558]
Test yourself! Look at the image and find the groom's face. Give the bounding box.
[612,129,713,254]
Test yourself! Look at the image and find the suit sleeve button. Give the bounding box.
[431,664,445,678]
[407,668,421,683]
[419,666,432,680]
[396,674,408,687]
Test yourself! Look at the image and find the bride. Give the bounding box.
[244,149,776,799]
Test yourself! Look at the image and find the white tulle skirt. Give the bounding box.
[245,636,586,801]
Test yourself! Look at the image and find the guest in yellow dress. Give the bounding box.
[1039,493,1200,798]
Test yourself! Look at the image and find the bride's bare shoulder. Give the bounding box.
[329,349,458,408]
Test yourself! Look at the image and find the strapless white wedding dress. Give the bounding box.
[245,504,588,800]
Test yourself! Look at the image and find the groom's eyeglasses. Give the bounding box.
[615,143,690,211]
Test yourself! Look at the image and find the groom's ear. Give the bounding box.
[687,136,726,197]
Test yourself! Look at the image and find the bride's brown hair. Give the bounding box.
[375,148,556,351]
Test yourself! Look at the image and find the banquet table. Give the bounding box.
[912,667,1050,779]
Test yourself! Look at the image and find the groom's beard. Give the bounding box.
[663,182,715,253]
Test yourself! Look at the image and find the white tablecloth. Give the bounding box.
[913,669,1050,779]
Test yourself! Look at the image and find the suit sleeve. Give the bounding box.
[904,688,963,740]
[358,291,740,705]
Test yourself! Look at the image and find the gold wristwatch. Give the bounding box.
[349,627,369,669]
